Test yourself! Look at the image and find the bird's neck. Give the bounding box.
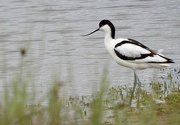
[104,32,113,43]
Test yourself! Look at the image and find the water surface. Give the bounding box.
[0,0,180,98]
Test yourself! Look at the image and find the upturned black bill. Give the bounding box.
[82,28,99,36]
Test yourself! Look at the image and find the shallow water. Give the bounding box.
[0,0,180,98]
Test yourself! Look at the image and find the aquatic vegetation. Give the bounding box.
[0,68,179,125]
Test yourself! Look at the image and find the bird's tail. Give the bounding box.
[153,49,174,63]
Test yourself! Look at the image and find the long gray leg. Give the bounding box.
[134,70,141,87]
[134,70,141,107]
[129,70,142,106]
[129,70,138,106]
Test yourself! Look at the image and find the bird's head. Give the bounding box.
[82,19,115,39]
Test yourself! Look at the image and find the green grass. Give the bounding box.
[0,67,179,125]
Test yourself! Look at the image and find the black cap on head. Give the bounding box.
[82,19,115,39]
[99,20,115,38]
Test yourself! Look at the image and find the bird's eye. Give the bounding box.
[99,23,103,27]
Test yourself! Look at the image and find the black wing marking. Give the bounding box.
[114,38,174,63]
[114,39,154,61]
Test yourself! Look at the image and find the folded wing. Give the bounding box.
[114,39,174,63]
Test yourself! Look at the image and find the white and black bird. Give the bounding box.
[83,19,174,105]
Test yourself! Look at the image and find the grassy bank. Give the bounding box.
[0,68,179,125]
